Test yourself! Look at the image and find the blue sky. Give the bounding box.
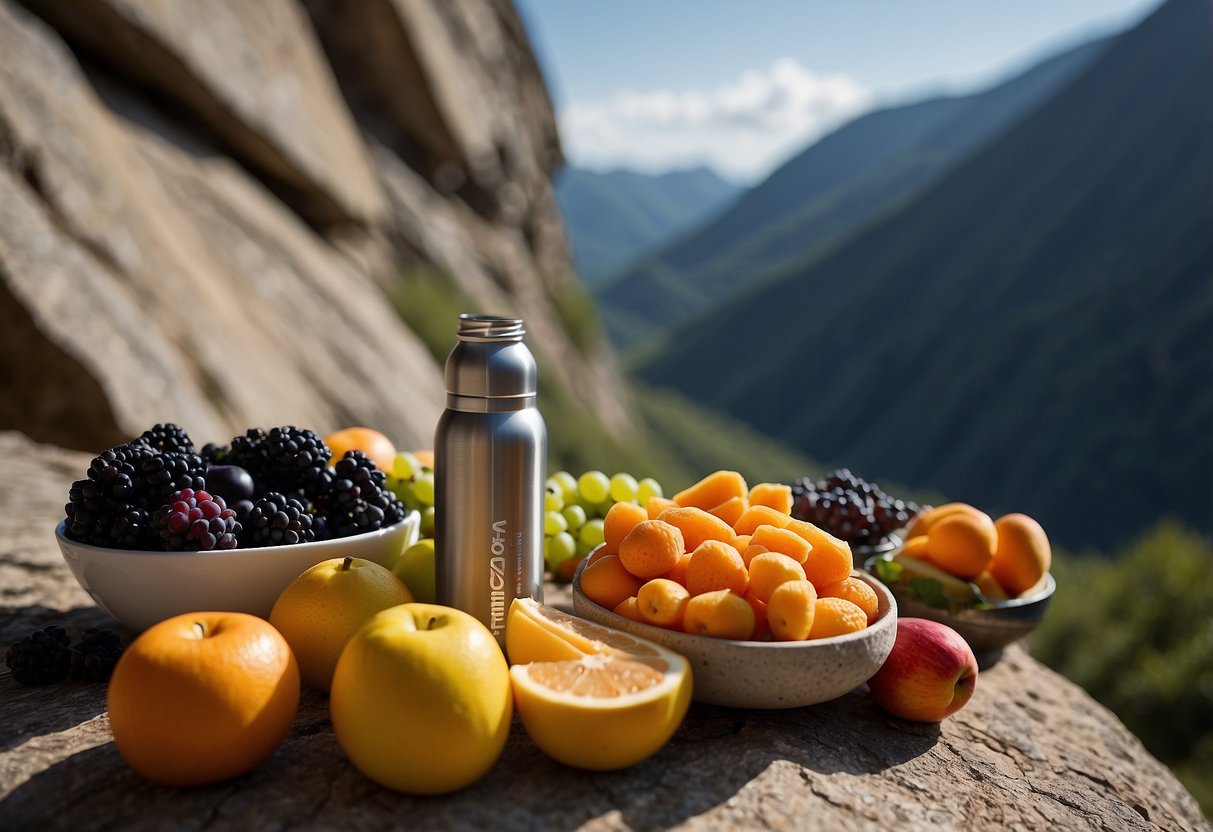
[516,0,1162,182]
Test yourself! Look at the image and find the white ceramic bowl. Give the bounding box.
[56,512,420,631]
[572,557,897,709]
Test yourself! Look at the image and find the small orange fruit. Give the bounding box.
[747,552,807,603]
[927,511,997,580]
[684,540,749,596]
[325,427,398,472]
[807,597,868,639]
[647,496,677,520]
[818,577,879,624]
[603,501,649,556]
[658,506,736,551]
[660,552,692,585]
[990,513,1052,596]
[618,520,685,579]
[747,482,793,514]
[107,612,299,786]
[637,578,691,627]
[767,580,817,641]
[750,525,811,564]
[707,496,749,527]
[786,519,853,589]
[742,590,771,640]
[673,470,748,510]
[613,596,647,622]
[682,590,755,640]
[733,505,791,536]
[740,544,770,566]
[580,554,644,611]
[900,534,931,560]
[904,502,985,539]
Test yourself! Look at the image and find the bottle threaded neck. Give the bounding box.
[458,314,525,341]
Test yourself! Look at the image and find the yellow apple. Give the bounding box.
[330,604,511,794]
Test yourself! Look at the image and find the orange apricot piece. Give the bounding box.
[785,519,853,589]
[658,506,736,551]
[647,496,677,520]
[613,596,646,623]
[602,501,649,556]
[767,580,817,641]
[685,540,749,596]
[637,578,691,628]
[807,597,867,639]
[708,497,749,528]
[747,483,793,515]
[580,554,643,611]
[682,590,755,640]
[818,577,879,624]
[750,525,811,564]
[618,520,685,579]
[673,470,748,511]
[733,505,792,536]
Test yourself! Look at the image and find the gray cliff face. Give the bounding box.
[0,0,623,452]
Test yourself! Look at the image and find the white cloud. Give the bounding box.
[560,58,873,182]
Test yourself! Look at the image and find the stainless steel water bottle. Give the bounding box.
[435,314,546,646]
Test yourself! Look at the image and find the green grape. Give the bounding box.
[391,451,420,481]
[577,470,610,504]
[609,473,639,503]
[412,471,435,507]
[637,477,664,505]
[561,504,587,532]
[575,538,595,559]
[544,510,568,536]
[396,487,421,511]
[420,506,435,536]
[579,518,605,548]
[551,471,579,503]
[593,499,614,519]
[544,486,564,512]
[545,531,577,569]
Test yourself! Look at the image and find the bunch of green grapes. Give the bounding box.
[386,451,435,538]
[543,470,664,579]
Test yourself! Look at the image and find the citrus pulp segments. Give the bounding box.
[510,651,693,770]
[505,597,663,665]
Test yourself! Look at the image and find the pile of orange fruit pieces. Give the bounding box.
[579,471,880,641]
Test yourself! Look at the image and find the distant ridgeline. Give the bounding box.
[617,0,1212,550]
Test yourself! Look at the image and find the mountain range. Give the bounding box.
[594,36,1109,352]
[632,0,1212,550]
[555,165,740,286]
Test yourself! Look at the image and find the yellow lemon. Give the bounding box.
[331,604,511,794]
[506,598,692,770]
[269,556,413,691]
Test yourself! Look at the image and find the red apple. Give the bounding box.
[868,618,978,721]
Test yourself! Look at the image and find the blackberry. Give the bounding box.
[262,426,332,496]
[200,442,228,465]
[139,451,207,505]
[136,423,195,455]
[224,428,270,481]
[151,488,241,551]
[791,470,922,546]
[5,625,71,686]
[65,443,157,548]
[322,451,407,538]
[68,628,123,682]
[242,492,315,547]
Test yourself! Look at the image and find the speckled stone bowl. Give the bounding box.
[56,512,420,631]
[572,556,897,709]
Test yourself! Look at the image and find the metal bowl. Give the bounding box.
[862,553,1055,659]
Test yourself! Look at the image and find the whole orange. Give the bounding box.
[325,427,398,471]
[926,511,997,580]
[990,513,1052,595]
[107,612,299,786]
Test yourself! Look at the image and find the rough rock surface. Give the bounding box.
[0,0,625,453]
[1,431,1207,831]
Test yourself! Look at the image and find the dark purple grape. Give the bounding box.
[205,465,255,503]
